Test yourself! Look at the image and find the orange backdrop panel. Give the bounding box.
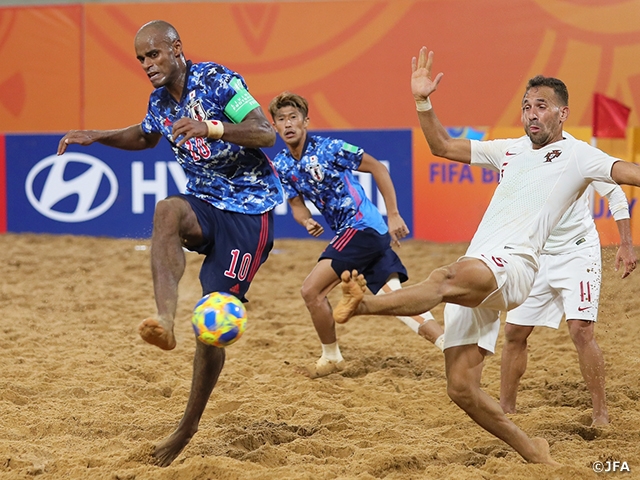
[3,1,640,132]
[412,126,640,245]
[0,6,82,132]
[412,127,498,242]
[2,1,639,244]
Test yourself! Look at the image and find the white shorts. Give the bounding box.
[506,245,601,328]
[443,252,538,354]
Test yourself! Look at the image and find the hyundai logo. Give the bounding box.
[25,153,118,222]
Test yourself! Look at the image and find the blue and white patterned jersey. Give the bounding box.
[272,135,387,235]
[141,61,283,215]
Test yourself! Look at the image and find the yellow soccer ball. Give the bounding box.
[191,292,247,347]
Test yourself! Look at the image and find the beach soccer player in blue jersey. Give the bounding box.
[268,92,444,378]
[58,20,283,467]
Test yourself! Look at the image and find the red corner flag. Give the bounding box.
[593,93,631,138]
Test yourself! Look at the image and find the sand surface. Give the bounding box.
[1,234,639,479]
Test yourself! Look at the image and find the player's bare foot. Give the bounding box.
[138,318,176,350]
[591,414,610,426]
[333,270,367,324]
[527,437,561,465]
[297,357,345,379]
[152,428,194,467]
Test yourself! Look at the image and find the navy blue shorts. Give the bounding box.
[178,194,274,302]
[320,227,408,294]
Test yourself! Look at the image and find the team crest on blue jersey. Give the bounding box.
[188,99,207,121]
[306,155,324,182]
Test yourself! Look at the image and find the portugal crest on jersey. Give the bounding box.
[306,155,324,182]
[544,149,562,163]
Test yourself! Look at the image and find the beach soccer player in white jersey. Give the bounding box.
[331,46,640,465]
[500,176,636,426]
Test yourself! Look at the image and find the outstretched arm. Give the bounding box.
[598,183,637,278]
[57,124,161,155]
[358,153,409,247]
[288,196,324,237]
[171,107,276,149]
[613,218,636,278]
[412,46,471,163]
[611,160,640,187]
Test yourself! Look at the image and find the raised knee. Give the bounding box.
[426,265,458,297]
[154,198,181,225]
[429,265,455,283]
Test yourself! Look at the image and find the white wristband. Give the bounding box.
[205,120,224,139]
[415,98,432,112]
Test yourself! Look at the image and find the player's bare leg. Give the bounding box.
[446,344,559,465]
[153,341,225,467]
[139,197,203,351]
[380,276,444,350]
[298,260,345,378]
[333,270,367,324]
[500,324,534,414]
[568,319,609,426]
[417,319,444,345]
[333,260,497,324]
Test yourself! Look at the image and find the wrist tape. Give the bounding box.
[415,98,432,112]
[205,120,224,139]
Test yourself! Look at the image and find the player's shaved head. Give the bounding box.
[136,20,180,46]
[134,20,186,93]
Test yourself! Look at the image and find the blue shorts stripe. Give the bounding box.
[248,212,269,281]
[333,228,357,251]
[320,228,408,294]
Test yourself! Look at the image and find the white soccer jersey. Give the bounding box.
[542,179,628,254]
[469,133,619,262]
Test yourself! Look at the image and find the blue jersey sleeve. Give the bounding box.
[141,99,161,134]
[272,152,300,200]
[329,139,364,172]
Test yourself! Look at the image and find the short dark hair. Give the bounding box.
[525,75,569,106]
[268,92,309,119]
